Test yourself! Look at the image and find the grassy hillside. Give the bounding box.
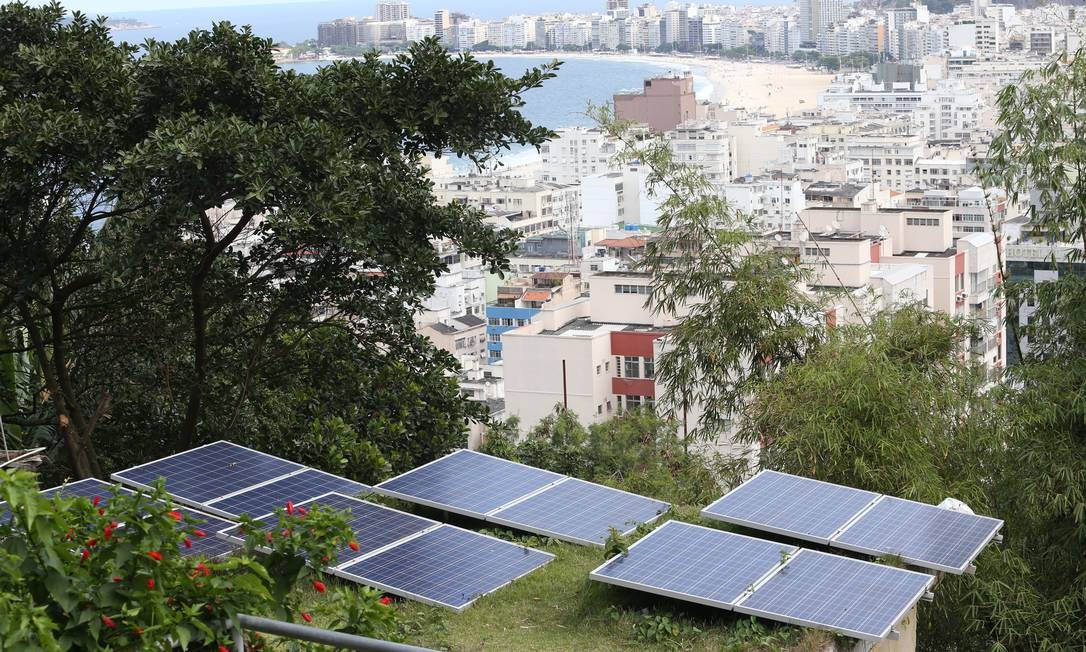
[299,506,835,651]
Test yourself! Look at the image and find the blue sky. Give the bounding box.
[54,0,564,12]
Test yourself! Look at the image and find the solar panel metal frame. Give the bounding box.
[701,470,1004,574]
[830,496,1005,574]
[372,449,566,519]
[110,441,309,510]
[487,477,670,547]
[198,468,370,520]
[589,520,798,610]
[700,470,880,545]
[732,548,936,641]
[173,506,242,560]
[331,524,556,613]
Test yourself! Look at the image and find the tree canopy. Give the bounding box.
[0,2,557,481]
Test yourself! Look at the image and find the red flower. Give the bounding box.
[219,646,229,652]
[280,528,292,538]
[312,580,326,593]
[301,612,313,623]
[98,508,105,516]
[146,578,155,590]
[195,562,211,577]
[285,501,294,515]
[92,496,101,507]
[80,549,91,562]
[265,532,274,544]
[103,525,113,541]
[168,511,183,521]
[101,614,116,628]
[147,551,163,562]
[192,529,206,538]
[296,506,307,517]
[64,528,74,541]
[183,538,193,549]
[112,576,122,583]
[348,541,360,552]
[380,596,392,605]
[86,538,98,548]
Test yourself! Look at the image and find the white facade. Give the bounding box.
[667,123,737,187]
[538,127,623,185]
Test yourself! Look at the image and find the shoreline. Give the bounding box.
[277,50,832,118]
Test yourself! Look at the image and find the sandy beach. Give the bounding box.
[490,51,834,119]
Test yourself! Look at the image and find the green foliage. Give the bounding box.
[602,527,629,560]
[743,304,992,505]
[983,51,1086,258]
[490,407,725,506]
[591,104,822,443]
[721,616,801,651]
[0,469,395,649]
[0,2,558,481]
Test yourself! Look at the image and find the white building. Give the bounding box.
[376,1,409,22]
[667,123,737,187]
[538,127,624,185]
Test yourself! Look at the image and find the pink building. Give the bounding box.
[614,73,697,133]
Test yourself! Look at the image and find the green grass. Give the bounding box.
[299,505,832,652]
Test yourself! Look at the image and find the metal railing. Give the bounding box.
[231,614,434,652]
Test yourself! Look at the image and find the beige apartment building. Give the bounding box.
[434,176,581,236]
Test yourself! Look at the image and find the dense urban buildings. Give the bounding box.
[311,0,1085,450]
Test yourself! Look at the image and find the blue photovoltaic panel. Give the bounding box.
[46,478,135,504]
[176,508,239,559]
[374,450,563,516]
[489,478,669,545]
[590,521,796,607]
[702,471,878,543]
[335,525,554,611]
[206,469,369,518]
[226,493,437,567]
[112,441,304,505]
[735,549,934,641]
[833,497,1004,573]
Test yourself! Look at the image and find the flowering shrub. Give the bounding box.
[0,469,397,649]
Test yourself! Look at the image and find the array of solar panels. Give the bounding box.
[111,441,554,611]
[591,520,935,642]
[701,470,1004,574]
[373,450,670,546]
[1,478,237,559]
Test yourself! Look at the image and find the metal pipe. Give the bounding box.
[235,614,434,651]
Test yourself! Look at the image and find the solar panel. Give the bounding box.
[45,478,135,504]
[175,508,239,559]
[832,497,1004,574]
[488,478,669,546]
[734,549,934,641]
[223,493,438,567]
[590,521,796,608]
[701,471,878,543]
[701,471,1004,574]
[112,441,304,506]
[204,469,369,518]
[373,450,563,517]
[335,525,554,611]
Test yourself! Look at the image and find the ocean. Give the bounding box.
[100,0,787,45]
[103,3,717,170]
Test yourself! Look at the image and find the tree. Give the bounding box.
[591,105,822,443]
[0,3,558,477]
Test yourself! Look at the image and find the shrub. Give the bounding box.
[0,469,396,649]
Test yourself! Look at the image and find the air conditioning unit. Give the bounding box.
[955,290,968,302]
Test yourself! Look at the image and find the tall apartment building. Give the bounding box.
[799,0,847,45]
[317,18,360,47]
[614,73,697,133]
[435,177,581,236]
[376,1,409,22]
[434,9,451,44]
[666,123,737,187]
[607,0,630,11]
[722,173,807,232]
[662,6,690,49]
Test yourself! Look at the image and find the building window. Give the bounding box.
[906,217,940,226]
[625,395,642,409]
[644,358,655,379]
[604,360,610,372]
[488,334,501,343]
[606,400,612,413]
[615,284,651,295]
[596,364,601,375]
[624,356,641,379]
[804,247,830,257]
[488,318,500,326]
[501,318,514,326]
[597,404,603,415]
